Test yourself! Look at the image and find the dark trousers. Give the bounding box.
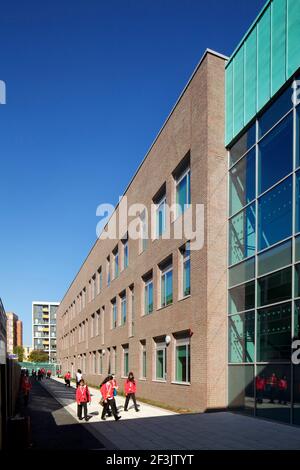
[77,402,88,419]
[65,379,70,387]
[101,398,118,420]
[124,393,138,411]
[24,392,29,407]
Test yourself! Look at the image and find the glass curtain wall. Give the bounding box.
[228,77,300,425]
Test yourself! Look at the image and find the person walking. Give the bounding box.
[76,369,82,388]
[100,376,121,421]
[21,375,32,407]
[278,375,288,405]
[37,369,42,381]
[76,379,91,421]
[64,371,71,387]
[124,372,139,412]
[46,370,52,379]
[268,373,278,404]
[255,375,265,404]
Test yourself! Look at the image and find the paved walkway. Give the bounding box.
[40,377,300,450]
[20,379,104,450]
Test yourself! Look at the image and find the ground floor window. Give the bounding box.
[123,346,129,377]
[155,343,167,381]
[175,340,190,383]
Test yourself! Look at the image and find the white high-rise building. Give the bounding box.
[32,301,59,362]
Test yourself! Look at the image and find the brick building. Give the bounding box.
[57,49,228,412]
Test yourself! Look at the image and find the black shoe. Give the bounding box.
[101,417,106,421]
[78,417,83,421]
[115,416,121,421]
[85,417,90,422]
[124,409,128,412]
[135,409,140,412]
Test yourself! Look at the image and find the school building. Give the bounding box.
[57,0,300,421]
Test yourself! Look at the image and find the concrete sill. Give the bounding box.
[178,295,191,302]
[171,381,191,386]
[152,380,167,384]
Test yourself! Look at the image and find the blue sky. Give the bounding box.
[0,0,265,345]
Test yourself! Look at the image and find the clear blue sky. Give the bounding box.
[0,0,265,345]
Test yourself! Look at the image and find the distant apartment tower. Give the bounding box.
[32,302,59,362]
[6,313,22,355]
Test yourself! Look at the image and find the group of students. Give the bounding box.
[31,368,52,381]
[256,373,288,404]
[73,369,139,422]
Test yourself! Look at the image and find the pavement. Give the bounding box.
[37,377,300,450]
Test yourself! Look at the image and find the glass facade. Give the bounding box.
[228,79,300,425]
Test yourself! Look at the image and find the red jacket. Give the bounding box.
[65,372,71,380]
[22,378,32,393]
[256,377,265,391]
[100,381,114,400]
[76,384,91,404]
[278,379,288,391]
[125,379,137,395]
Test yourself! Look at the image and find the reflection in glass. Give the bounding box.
[258,176,292,251]
[256,364,291,424]
[229,312,255,363]
[228,365,254,415]
[229,149,255,216]
[230,124,256,166]
[258,86,293,138]
[257,302,292,362]
[229,204,256,265]
[228,281,255,314]
[258,240,292,277]
[258,267,292,307]
[229,257,255,288]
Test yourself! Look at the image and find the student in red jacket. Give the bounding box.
[278,376,288,405]
[76,379,91,421]
[255,375,265,404]
[21,375,32,407]
[64,371,71,387]
[124,372,139,412]
[100,376,121,421]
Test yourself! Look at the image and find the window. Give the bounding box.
[140,210,148,252]
[258,267,292,307]
[176,168,191,217]
[113,246,119,279]
[144,276,153,315]
[180,243,191,298]
[229,148,255,216]
[91,314,95,338]
[258,86,293,138]
[257,303,292,362]
[141,342,146,379]
[258,176,292,251]
[107,257,111,286]
[156,196,166,237]
[98,350,103,375]
[258,239,292,277]
[96,310,100,336]
[91,275,96,301]
[229,312,255,363]
[97,267,102,295]
[228,365,254,415]
[112,300,117,329]
[121,293,127,325]
[258,113,293,195]
[155,343,167,381]
[160,261,173,307]
[82,288,86,309]
[123,346,129,377]
[230,123,256,166]
[175,339,190,383]
[92,351,97,374]
[228,281,255,314]
[229,203,256,265]
[122,238,129,270]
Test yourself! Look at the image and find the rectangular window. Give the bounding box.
[91,275,96,301]
[107,257,110,286]
[230,123,256,166]
[257,302,292,362]
[91,314,95,338]
[112,300,117,329]
[258,86,293,138]
[98,350,103,375]
[258,176,292,251]
[141,342,146,379]
[144,278,153,315]
[180,243,191,298]
[229,203,256,265]
[228,311,255,363]
[96,310,100,336]
[258,239,292,277]
[228,281,255,314]
[113,246,119,279]
[156,343,167,381]
[258,267,292,307]
[121,294,127,325]
[161,264,173,307]
[229,257,255,288]
[175,340,191,383]
[176,168,191,217]
[140,210,148,252]
[123,347,129,377]
[258,113,293,195]
[82,288,86,309]
[156,196,166,237]
[229,148,255,217]
[122,238,129,270]
[97,267,102,295]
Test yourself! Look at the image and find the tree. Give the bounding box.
[13,345,24,362]
[28,349,49,363]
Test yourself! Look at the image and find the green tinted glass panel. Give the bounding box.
[176,345,189,382]
[244,28,257,123]
[287,0,300,77]
[229,148,256,216]
[156,349,164,380]
[228,365,255,415]
[229,281,255,314]
[271,0,286,95]
[226,62,234,144]
[229,312,255,363]
[257,8,271,110]
[258,239,292,276]
[229,257,255,288]
[229,204,256,265]
[233,47,245,136]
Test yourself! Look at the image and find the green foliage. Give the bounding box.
[28,349,49,363]
[13,345,24,362]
